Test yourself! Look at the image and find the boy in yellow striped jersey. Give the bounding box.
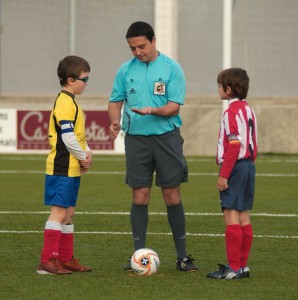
[37,56,92,275]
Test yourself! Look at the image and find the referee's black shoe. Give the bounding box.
[124,257,133,272]
[176,255,199,272]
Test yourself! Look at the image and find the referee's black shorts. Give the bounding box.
[124,129,188,188]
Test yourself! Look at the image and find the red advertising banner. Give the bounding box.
[17,111,50,150]
[85,111,113,150]
[17,110,113,150]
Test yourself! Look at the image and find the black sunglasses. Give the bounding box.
[76,76,89,83]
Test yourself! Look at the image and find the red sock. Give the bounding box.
[225,224,242,271]
[59,224,74,263]
[240,224,253,268]
[41,228,62,263]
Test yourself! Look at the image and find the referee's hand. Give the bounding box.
[109,121,121,140]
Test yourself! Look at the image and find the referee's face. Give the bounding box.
[127,36,158,63]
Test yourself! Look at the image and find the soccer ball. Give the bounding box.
[131,248,160,276]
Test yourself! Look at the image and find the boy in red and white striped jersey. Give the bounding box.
[207,68,258,280]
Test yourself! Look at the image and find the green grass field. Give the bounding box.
[0,154,297,300]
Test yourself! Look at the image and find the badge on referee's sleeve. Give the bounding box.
[154,82,166,95]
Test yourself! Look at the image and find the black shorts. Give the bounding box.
[220,160,256,211]
[124,129,188,188]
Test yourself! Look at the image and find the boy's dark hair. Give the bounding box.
[126,21,155,42]
[57,55,90,87]
[217,68,249,100]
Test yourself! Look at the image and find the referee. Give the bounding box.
[108,21,198,272]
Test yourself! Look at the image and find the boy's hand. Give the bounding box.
[86,151,92,164]
[217,176,228,191]
[80,151,92,174]
[80,167,89,174]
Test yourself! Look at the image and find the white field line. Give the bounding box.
[0,211,297,217]
[0,211,296,239]
[0,170,298,177]
[0,230,296,239]
[1,156,298,163]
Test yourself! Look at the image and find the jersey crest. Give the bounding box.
[154,82,166,95]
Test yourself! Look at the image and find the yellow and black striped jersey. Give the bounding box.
[46,90,87,177]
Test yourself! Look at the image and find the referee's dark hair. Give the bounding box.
[126,21,155,42]
[217,68,249,100]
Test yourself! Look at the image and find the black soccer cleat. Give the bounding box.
[207,264,243,279]
[124,257,133,272]
[176,255,199,272]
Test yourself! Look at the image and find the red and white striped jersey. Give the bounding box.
[216,99,258,178]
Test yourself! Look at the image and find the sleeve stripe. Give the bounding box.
[60,120,73,125]
[229,140,240,144]
[60,120,74,131]
[61,128,74,134]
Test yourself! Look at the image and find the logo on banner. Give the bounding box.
[18,111,50,150]
[17,111,113,150]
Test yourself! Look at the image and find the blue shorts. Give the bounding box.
[44,175,80,208]
[219,160,255,211]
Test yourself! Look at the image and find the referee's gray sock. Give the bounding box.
[167,202,186,260]
[130,203,148,251]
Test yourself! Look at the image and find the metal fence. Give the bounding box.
[0,0,297,97]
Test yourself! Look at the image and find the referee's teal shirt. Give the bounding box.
[110,52,186,136]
